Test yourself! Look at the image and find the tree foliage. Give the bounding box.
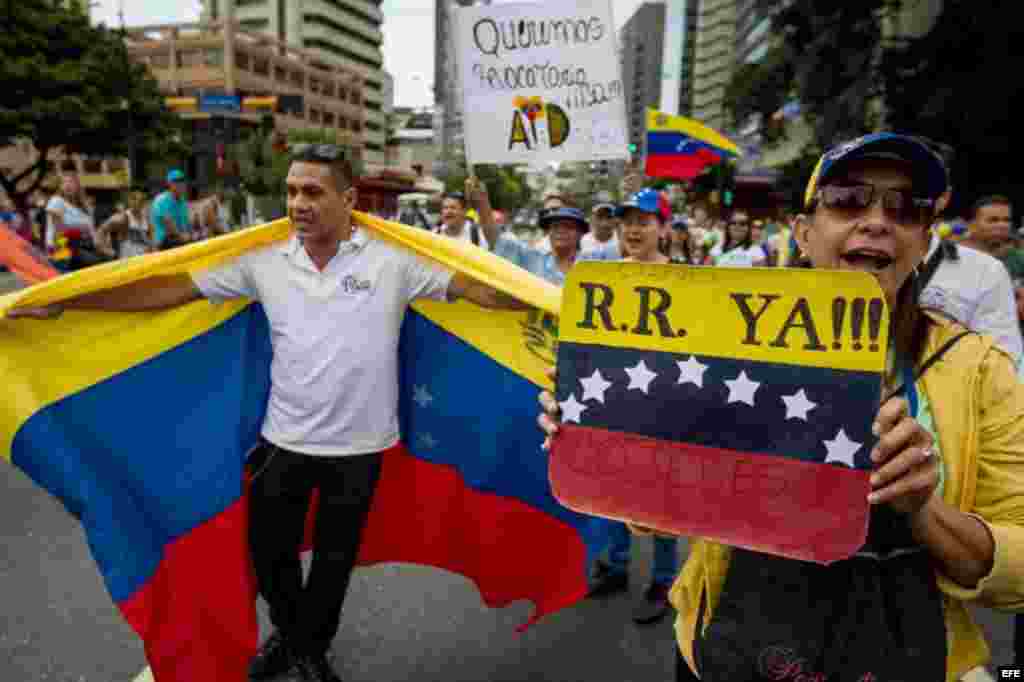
[881,1,1024,212]
[443,155,532,213]
[0,1,182,212]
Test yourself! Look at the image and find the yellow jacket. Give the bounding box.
[670,313,1024,682]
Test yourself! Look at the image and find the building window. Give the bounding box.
[323,112,335,126]
[338,117,348,129]
[303,39,382,70]
[303,13,383,51]
[235,52,250,70]
[310,108,321,123]
[235,0,266,6]
[239,18,269,31]
[352,120,362,133]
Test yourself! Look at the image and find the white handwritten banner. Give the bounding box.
[455,0,630,166]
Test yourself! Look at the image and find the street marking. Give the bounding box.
[132,666,152,682]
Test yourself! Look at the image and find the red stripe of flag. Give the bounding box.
[550,424,871,565]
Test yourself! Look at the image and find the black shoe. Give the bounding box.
[587,569,629,598]
[632,583,671,625]
[292,653,343,682]
[250,631,295,681]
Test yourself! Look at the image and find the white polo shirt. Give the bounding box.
[193,229,454,456]
[920,237,1023,366]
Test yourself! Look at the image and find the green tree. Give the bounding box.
[443,153,532,214]
[881,1,1024,213]
[0,1,182,219]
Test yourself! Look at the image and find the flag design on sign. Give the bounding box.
[0,217,610,682]
[644,108,743,180]
[549,263,888,565]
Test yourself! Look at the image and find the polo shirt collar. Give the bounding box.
[280,227,369,260]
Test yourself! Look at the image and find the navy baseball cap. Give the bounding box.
[804,133,948,210]
[166,169,186,183]
[617,188,672,223]
[539,207,589,232]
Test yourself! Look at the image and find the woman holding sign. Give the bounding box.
[539,133,1024,682]
[578,188,682,625]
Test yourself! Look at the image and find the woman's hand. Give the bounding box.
[868,396,939,515]
[537,366,560,451]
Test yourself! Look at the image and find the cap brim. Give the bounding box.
[539,216,588,232]
[820,136,947,199]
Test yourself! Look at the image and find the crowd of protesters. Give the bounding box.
[4,134,1024,682]
[0,168,241,276]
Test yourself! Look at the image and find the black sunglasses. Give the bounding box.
[815,183,936,225]
[290,143,345,162]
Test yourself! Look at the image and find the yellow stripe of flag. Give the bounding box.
[646,108,743,157]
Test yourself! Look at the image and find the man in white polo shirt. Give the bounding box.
[8,144,526,682]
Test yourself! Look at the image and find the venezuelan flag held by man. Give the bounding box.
[644,108,743,180]
[0,146,612,682]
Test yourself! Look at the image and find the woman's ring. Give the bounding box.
[920,446,935,460]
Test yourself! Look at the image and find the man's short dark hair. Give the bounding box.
[971,195,1012,219]
[290,144,356,191]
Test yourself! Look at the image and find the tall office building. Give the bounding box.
[620,3,666,155]
[203,0,388,163]
[690,0,737,132]
[434,0,491,171]
[735,0,779,65]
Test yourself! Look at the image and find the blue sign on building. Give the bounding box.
[199,94,241,114]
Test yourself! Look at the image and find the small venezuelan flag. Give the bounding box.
[549,262,888,565]
[0,217,613,682]
[644,108,743,180]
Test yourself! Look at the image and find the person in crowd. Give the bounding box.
[45,172,104,271]
[8,144,530,682]
[472,178,585,285]
[0,196,30,243]
[96,191,152,260]
[578,188,681,624]
[713,211,767,267]
[686,227,713,265]
[533,192,574,254]
[960,195,1015,265]
[198,188,232,238]
[539,132,1024,682]
[1015,279,1024,340]
[580,202,619,254]
[912,146,1023,368]
[436,189,490,250]
[150,170,193,250]
[667,218,691,264]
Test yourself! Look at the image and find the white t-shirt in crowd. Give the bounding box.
[45,195,94,248]
[715,244,767,267]
[920,237,1023,367]
[193,229,455,456]
[535,234,552,253]
[437,220,491,251]
[580,232,619,253]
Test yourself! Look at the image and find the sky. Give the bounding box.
[91,0,648,108]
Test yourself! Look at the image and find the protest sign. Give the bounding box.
[454,0,629,166]
[548,263,890,564]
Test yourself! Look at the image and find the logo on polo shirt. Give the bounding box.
[341,275,372,294]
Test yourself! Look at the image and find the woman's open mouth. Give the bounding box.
[840,249,894,272]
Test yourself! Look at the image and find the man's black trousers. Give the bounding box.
[247,440,382,657]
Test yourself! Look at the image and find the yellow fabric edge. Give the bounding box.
[411,299,553,390]
[0,298,251,462]
[646,108,743,156]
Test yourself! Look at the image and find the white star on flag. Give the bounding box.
[559,393,588,424]
[781,389,817,421]
[579,369,613,403]
[676,356,709,388]
[624,360,658,394]
[724,370,760,406]
[823,429,862,468]
[412,385,433,409]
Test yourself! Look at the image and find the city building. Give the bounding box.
[202,0,388,163]
[123,20,365,189]
[620,3,666,156]
[735,0,779,65]
[690,0,737,133]
[433,0,491,175]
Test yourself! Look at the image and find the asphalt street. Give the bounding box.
[0,453,1016,682]
[0,272,1015,681]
